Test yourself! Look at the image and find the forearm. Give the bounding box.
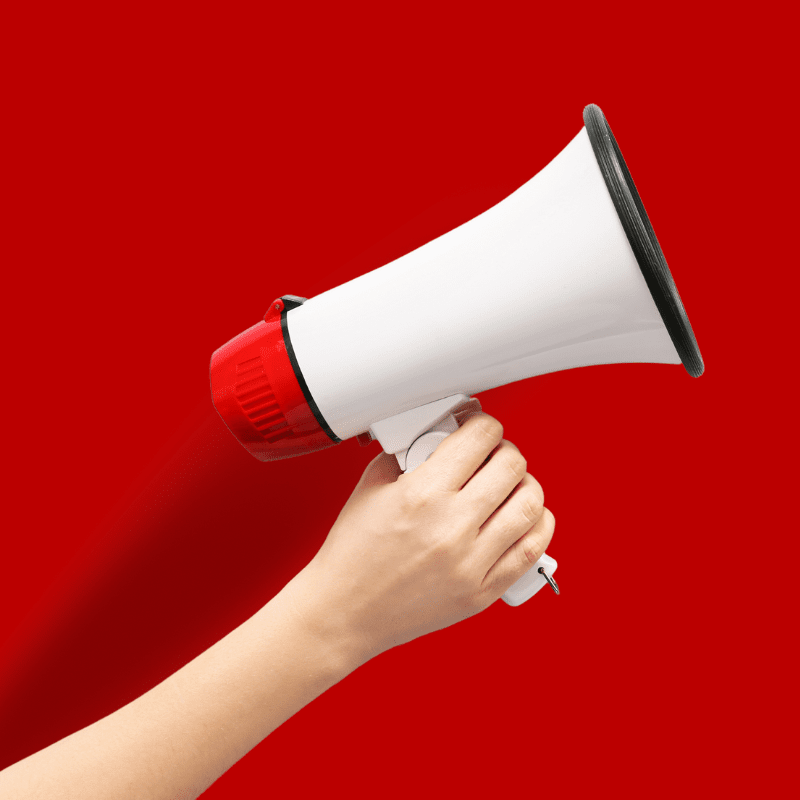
[0,411,554,799]
[0,569,369,800]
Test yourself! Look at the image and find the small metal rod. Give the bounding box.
[538,566,560,595]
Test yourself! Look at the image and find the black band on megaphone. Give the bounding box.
[279,300,342,444]
[583,104,704,377]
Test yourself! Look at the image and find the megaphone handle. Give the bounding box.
[398,417,558,607]
[401,414,460,473]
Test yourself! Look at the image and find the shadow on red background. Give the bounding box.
[2,2,796,798]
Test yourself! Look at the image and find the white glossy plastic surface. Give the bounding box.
[400,414,459,474]
[369,394,468,456]
[501,553,558,606]
[287,126,680,441]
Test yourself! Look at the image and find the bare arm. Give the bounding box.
[0,577,367,800]
[0,409,555,799]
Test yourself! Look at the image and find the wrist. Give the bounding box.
[272,565,377,679]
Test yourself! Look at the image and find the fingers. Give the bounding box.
[474,472,544,560]
[412,411,504,493]
[481,507,556,597]
[452,397,482,425]
[458,439,533,525]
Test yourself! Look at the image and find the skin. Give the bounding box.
[0,405,555,799]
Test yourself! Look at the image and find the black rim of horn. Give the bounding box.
[583,104,704,377]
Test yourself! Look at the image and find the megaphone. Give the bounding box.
[210,104,703,606]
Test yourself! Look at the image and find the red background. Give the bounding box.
[2,2,797,797]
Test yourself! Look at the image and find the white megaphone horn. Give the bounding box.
[210,103,704,606]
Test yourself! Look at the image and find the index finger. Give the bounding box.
[413,412,504,492]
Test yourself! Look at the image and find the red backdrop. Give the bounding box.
[2,2,796,797]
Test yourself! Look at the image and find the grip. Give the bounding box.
[397,416,558,606]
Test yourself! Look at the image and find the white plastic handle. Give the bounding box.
[501,552,558,606]
[399,417,557,606]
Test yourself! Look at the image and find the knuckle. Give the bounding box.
[526,473,545,508]
[502,444,527,482]
[517,488,544,527]
[521,532,544,566]
[497,513,526,542]
[472,414,503,444]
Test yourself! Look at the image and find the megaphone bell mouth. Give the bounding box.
[583,105,703,377]
[210,104,705,461]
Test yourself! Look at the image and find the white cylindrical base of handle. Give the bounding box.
[403,415,459,473]
[501,553,558,606]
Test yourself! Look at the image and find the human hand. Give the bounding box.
[290,404,556,662]
[0,403,556,800]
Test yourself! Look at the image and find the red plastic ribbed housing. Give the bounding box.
[210,300,338,461]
